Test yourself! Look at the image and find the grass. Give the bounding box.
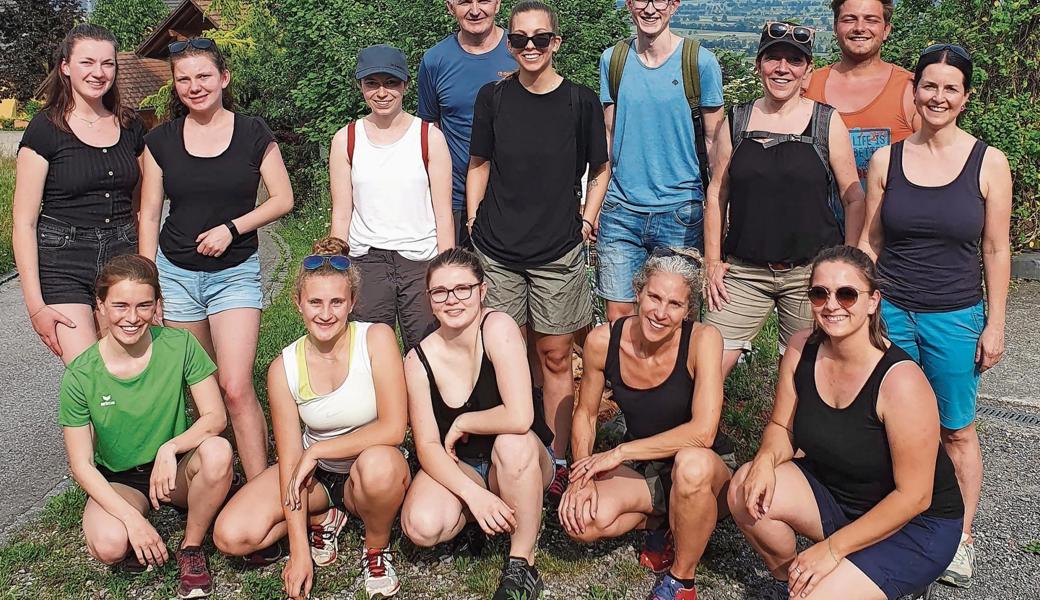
[0,156,15,273]
[0,194,781,598]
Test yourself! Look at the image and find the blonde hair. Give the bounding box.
[293,237,361,299]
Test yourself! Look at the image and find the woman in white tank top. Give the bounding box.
[329,44,454,351]
[213,237,410,600]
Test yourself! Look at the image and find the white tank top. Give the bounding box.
[281,322,377,474]
[347,116,437,262]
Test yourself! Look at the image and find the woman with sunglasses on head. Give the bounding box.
[465,0,609,490]
[728,245,963,600]
[61,255,233,600]
[13,24,146,363]
[858,45,1012,588]
[703,21,864,379]
[400,248,555,600]
[214,237,410,600]
[329,44,454,352]
[560,250,735,600]
[139,38,294,481]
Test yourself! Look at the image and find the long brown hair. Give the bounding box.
[166,40,236,120]
[37,24,137,133]
[95,254,162,302]
[806,246,888,350]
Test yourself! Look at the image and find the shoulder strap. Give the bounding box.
[346,120,356,164]
[420,120,430,175]
[808,102,846,238]
[491,77,508,120]
[729,101,755,154]
[680,37,702,111]
[607,37,635,103]
[412,342,437,386]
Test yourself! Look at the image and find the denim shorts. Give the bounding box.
[156,249,263,322]
[36,215,137,306]
[460,444,554,489]
[794,460,963,599]
[881,299,984,430]
[595,200,704,303]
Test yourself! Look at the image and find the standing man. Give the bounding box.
[596,0,726,323]
[418,0,517,246]
[804,0,917,186]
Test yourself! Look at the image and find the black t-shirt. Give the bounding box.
[469,77,607,267]
[19,111,146,228]
[145,113,275,272]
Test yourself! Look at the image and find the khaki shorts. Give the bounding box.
[702,258,812,352]
[629,452,737,515]
[475,243,593,335]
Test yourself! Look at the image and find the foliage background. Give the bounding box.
[91,0,168,51]
[0,0,83,103]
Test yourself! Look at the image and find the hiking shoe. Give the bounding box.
[362,547,400,599]
[309,507,349,567]
[763,579,789,600]
[116,550,151,573]
[243,539,285,567]
[492,556,543,600]
[545,463,569,510]
[647,573,697,600]
[639,528,675,574]
[939,534,975,587]
[899,582,937,600]
[437,522,486,563]
[176,546,212,599]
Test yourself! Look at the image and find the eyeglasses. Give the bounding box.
[631,0,673,10]
[807,285,870,309]
[507,32,557,50]
[169,38,216,54]
[428,282,481,303]
[302,255,352,271]
[763,21,815,45]
[920,43,971,61]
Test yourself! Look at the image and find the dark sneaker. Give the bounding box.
[492,556,543,600]
[900,582,937,600]
[116,550,150,574]
[763,579,789,600]
[639,528,675,574]
[437,522,485,563]
[243,539,285,567]
[545,463,569,510]
[647,573,697,600]
[176,546,212,599]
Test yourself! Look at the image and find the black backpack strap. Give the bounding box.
[808,102,845,238]
[681,37,710,188]
[570,81,584,201]
[729,101,755,156]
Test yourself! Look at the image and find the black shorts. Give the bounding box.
[37,215,136,306]
[97,451,193,501]
[313,466,350,512]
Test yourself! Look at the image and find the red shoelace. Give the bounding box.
[363,548,389,578]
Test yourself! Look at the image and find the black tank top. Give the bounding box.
[414,313,553,460]
[604,317,733,456]
[724,118,842,264]
[878,140,986,312]
[793,341,964,519]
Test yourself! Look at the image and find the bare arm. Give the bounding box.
[64,425,148,526]
[137,147,164,260]
[603,103,615,171]
[328,126,353,241]
[700,105,726,180]
[703,115,732,265]
[12,148,49,316]
[267,357,312,561]
[232,142,294,235]
[464,157,490,231]
[427,125,455,252]
[827,111,866,244]
[857,147,891,261]
[976,147,1013,370]
[571,324,608,462]
[753,331,805,468]
[581,162,610,236]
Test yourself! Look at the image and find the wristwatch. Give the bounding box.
[225,220,240,240]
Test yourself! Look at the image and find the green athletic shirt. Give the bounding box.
[58,326,217,472]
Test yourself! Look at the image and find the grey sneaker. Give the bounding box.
[939,535,975,588]
[763,579,789,600]
[492,557,543,600]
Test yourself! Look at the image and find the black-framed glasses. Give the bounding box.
[427,282,481,303]
[764,21,815,45]
[507,32,557,50]
[920,43,971,61]
[302,255,352,271]
[631,0,673,10]
[169,38,216,54]
[807,285,870,309]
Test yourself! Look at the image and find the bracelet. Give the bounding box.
[581,218,594,229]
[29,305,46,319]
[826,538,840,565]
[224,219,240,240]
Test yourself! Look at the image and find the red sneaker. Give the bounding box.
[639,529,675,574]
[176,546,212,599]
[546,463,569,509]
[648,573,697,600]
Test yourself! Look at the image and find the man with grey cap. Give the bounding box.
[330,44,455,352]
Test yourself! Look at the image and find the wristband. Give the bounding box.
[225,220,240,240]
[581,218,594,229]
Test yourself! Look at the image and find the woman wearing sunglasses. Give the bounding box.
[465,0,609,484]
[329,44,454,352]
[400,248,555,600]
[139,38,294,481]
[859,45,1012,587]
[14,24,146,363]
[728,245,963,600]
[703,21,864,378]
[214,237,410,600]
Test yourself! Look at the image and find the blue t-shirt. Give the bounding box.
[418,32,517,211]
[599,42,723,211]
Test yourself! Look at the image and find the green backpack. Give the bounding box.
[607,36,711,188]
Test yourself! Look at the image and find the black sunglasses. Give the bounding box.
[302,255,352,271]
[507,32,556,50]
[168,38,216,54]
[764,21,815,45]
[920,43,971,61]
[650,246,703,267]
[807,285,870,309]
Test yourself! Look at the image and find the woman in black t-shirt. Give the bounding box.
[728,246,963,600]
[139,39,294,480]
[13,24,146,364]
[464,0,609,485]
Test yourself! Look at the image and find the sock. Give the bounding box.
[667,571,695,589]
[553,457,568,468]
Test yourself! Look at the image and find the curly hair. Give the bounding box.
[632,248,704,320]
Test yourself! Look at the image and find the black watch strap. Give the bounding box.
[225,220,240,240]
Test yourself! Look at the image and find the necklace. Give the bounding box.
[70,112,105,128]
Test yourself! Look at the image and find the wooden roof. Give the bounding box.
[136,0,219,58]
[117,52,169,111]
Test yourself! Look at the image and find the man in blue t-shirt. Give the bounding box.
[596,0,726,322]
[417,0,517,246]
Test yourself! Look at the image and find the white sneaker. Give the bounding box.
[939,533,975,588]
[309,507,348,567]
[362,547,400,599]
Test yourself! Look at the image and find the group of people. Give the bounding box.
[11,0,1012,599]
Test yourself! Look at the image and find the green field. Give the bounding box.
[0,156,15,273]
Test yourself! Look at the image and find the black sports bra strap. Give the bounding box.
[413,343,437,384]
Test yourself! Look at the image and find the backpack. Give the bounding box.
[607,36,710,188]
[729,100,846,238]
[346,119,431,174]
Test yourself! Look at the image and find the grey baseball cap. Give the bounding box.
[355,44,410,81]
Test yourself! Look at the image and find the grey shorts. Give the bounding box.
[628,452,737,515]
[474,242,593,335]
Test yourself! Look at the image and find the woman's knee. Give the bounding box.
[218,374,257,410]
[213,510,263,556]
[195,437,234,481]
[491,434,540,476]
[672,448,720,497]
[85,527,131,565]
[538,343,572,375]
[352,446,409,497]
[401,506,455,548]
[726,463,754,522]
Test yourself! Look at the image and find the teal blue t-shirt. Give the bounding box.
[599,43,724,211]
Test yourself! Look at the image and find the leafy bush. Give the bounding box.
[21,99,44,120]
[0,0,83,103]
[0,119,14,130]
[90,0,167,51]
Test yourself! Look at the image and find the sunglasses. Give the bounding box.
[920,43,971,61]
[807,285,870,309]
[507,32,557,50]
[650,246,703,266]
[302,255,352,271]
[169,38,217,54]
[427,282,481,304]
[764,21,815,45]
